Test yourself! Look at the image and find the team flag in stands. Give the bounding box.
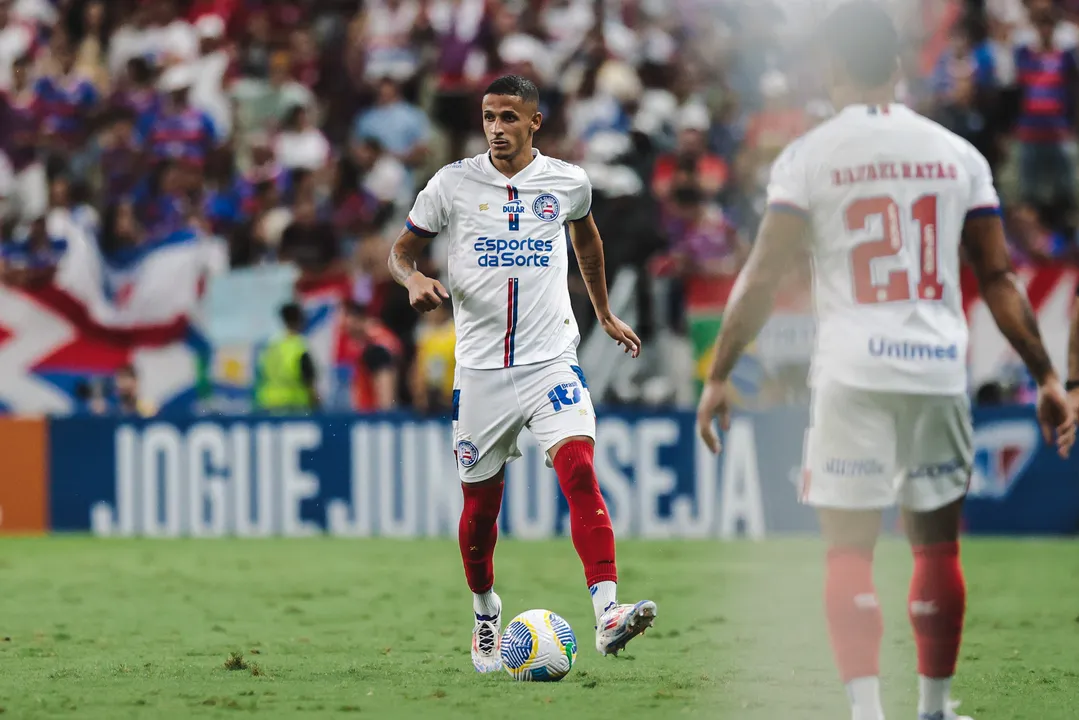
[0,224,226,414]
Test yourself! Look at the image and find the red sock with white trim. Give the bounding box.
[553,440,618,620]
[910,542,965,716]
[825,547,884,720]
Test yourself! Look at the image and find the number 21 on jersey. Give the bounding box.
[846,194,942,304]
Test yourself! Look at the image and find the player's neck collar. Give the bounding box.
[485,148,542,182]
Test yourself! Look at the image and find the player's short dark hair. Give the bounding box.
[280,302,305,329]
[484,75,540,106]
[820,0,900,89]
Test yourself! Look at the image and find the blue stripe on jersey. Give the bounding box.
[406,217,438,238]
[965,205,1001,220]
[768,202,810,218]
[509,278,519,366]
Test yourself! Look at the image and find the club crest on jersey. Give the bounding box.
[533,194,560,222]
[457,440,480,467]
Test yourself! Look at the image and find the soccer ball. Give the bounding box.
[499,609,577,682]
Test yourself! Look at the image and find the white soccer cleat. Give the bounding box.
[595,599,657,656]
[919,701,973,720]
[471,595,502,673]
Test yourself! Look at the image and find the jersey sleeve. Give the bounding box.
[765,140,810,217]
[568,169,593,221]
[962,144,1000,219]
[405,170,449,238]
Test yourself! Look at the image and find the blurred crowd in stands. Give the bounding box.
[0,0,1074,414]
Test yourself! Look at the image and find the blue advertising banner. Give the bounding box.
[45,407,1079,537]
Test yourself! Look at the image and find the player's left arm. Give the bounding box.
[567,213,640,357]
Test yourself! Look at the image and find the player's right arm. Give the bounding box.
[389,169,451,312]
[962,213,1075,456]
[389,227,448,312]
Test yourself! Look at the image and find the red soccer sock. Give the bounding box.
[553,440,618,586]
[825,547,884,683]
[458,480,504,594]
[909,542,966,678]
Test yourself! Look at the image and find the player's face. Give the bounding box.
[482,94,542,161]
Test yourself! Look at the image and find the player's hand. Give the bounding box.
[598,313,641,358]
[696,379,731,454]
[1036,377,1076,459]
[406,273,449,313]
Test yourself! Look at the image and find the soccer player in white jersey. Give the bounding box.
[695,4,1075,720]
[388,75,656,672]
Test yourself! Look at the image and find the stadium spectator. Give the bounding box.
[96,106,144,201]
[2,52,46,221]
[189,13,232,138]
[353,135,409,234]
[278,193,340,277]
[274,103,329,172]
[351,76,429,171]
[33,34,100,167]
[255,301,319,413]
[140,63,219,169]
[113,364,156,417]
[1012,1,1079,236]
[0,0,34,91]
[931,15,1001,169]
[232,49,314,151]
[341,299,400,412]
[652,103,728,203]
[410,298,455,415]
[1,216,65,287]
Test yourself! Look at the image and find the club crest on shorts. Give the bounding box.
[532,193,560,222]
[457,440,480,467]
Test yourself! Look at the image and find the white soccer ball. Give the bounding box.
[499,609,578,682]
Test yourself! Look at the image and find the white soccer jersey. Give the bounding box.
[767,103,1000,395]
[406,149,592,370]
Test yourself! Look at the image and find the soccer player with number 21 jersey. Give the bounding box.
[697,3,1075,720]
[389,75,656,673]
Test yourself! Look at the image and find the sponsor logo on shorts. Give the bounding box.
[867,337,958,361]
[823,458,886,477]
[547,382,582,412]
[532,193,560,222]
[472,236,555,268]
[908,458,966,480]
[457,440,480,468]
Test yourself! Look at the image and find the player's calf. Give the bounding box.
[552,439,657,655]
[904,500,967,719]
[459,475,505,672]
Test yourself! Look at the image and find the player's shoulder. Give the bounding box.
[900,110,990,168]
[431,155,483,181]
[538,153,590,185]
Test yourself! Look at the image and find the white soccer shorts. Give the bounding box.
[452,347,596,482]
[800,382,973,512]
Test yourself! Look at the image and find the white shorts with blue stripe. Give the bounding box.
[451,347,596,483]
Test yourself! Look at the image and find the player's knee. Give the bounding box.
[461,477,504,521]
[817,508,882,553]
[552,439,596,487]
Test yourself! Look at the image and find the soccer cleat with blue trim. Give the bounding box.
[595,600,657,656]
[471,594,502,673]
[920,701,973,720]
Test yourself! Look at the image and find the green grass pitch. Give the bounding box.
[1,538,1077,719]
